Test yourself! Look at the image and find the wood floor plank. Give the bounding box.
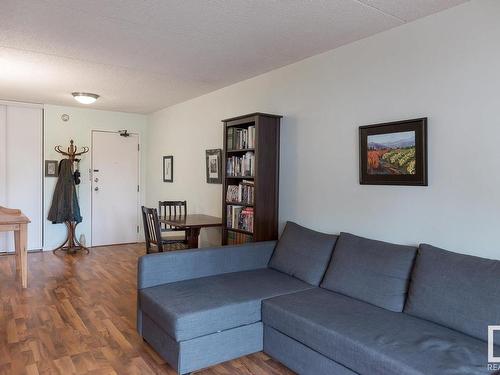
[0,244,294,374]
[25,363,40,375]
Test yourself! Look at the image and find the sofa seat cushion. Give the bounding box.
[262,288,493,375]
[405,244,500,342]
[139,268,313,341]
[269,221,338,285]
[321,232,416,312]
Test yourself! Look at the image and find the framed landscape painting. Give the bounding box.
[359,118,427,186]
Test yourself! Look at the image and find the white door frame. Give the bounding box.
[90,129,141,247]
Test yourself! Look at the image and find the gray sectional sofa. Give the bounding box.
[137,221,500,375]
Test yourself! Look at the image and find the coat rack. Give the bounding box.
[55,139,89,162]
[52,139,89,255]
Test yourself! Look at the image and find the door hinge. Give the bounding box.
[138,144,140,151]
[137,185,140,192]
[137,225,139,233]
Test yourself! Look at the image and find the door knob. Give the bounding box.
[94,187,99,191]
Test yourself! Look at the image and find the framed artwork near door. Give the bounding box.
[205,149,222,184]
[163,155,173,182]
[45,160,59,177]
[359,118,428,186]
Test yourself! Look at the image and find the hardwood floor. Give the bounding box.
[0,244,294,375]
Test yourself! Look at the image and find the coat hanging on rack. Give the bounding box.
[47,159,82,223]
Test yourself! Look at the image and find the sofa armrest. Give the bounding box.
[137,241,277,290]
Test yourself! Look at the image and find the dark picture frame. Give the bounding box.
[205,149,222,184]
[359,118,428,186]
[163,155,173,182]
[45,160,59,177]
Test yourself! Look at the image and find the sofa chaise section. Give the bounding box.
[137,240,318,374]
[140,268,314,342]
[136,222,339,374]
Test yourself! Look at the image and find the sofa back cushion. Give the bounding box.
[268,221,338,286]
[321,232,417,312]
[404,244,500,342]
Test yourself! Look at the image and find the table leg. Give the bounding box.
[186,228,201,249]
[14,229,20,270]
[14,224,28,288]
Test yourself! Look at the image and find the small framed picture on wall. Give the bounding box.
[45,160,59,177]
[205,149,222,184]
[359,118,428,186]
[163,156,173,182]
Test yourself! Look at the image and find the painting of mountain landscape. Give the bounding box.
[367,131,416,175]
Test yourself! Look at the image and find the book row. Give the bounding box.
[226,181,254,205]
[227,126,255,150]
[226,152,254,177]
[227,231,253,245]
[226,205,254,233]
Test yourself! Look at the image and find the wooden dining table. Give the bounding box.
[159,214,222,249]
[0,206,30,288]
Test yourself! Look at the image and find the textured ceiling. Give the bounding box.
[0,0,468,114]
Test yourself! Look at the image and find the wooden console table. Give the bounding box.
[0,206,29,288]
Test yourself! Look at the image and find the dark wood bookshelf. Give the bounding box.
[222,113,281,245]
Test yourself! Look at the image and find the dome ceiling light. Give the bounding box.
[72,92,99,104]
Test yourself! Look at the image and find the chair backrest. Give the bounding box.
[141,206,163,253]
[158,200,187,231]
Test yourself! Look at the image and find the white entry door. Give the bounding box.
[91,131,140,246]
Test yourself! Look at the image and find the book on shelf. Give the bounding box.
[226,205,254,233]
[227,230,253,245]
[226,180,254,204]
[226,152,254,177]
[227,126,255,150]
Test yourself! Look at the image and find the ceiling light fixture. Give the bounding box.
[72,92,99,104]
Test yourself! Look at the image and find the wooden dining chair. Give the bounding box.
[158,201,188,245]
[141,206,164,253]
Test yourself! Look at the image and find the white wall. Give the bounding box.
[147,104,223,247]
[44,105,147,250]
[147,0,500,259]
